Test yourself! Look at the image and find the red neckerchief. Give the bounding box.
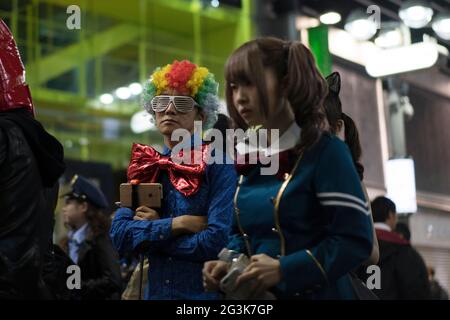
[234,149,296,180]
[375,229,410,245]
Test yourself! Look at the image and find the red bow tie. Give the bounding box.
[127,143,209,197]
[234,149,295,180]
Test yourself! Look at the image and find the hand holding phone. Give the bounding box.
[119,183,162,209]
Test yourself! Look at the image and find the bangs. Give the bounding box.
[224,41,270,127]
[225,41,259,85]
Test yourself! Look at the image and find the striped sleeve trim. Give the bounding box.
[317,192,370,215]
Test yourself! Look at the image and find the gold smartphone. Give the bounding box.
[119,183,163,209]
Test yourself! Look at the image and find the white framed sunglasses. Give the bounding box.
[151,95,199,113]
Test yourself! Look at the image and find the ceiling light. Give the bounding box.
[296,16,320,30]
[129,82,143,95]
[130,110,156,134]
[99,93,114,104]
[115,87,131,100]
[432,13,450,40]
[319,12,341,25]
[375,30,403,48]
[374,23,408,48]
[211,0,220,8]
[399,0,433,29]
[345,10,378,41]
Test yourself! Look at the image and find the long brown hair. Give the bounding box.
[69,199,110,238]
[224,37,328,152]
[85,203,111,238]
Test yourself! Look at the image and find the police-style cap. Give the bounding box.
[64,175,108,209]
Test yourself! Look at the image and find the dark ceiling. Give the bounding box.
[218,0,450,52]
[291,0,450,50]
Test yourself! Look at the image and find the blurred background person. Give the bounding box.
[324,71,379,266]
[60,175,122,300]
[324,71,379,299]
[428,266,449,300]
[371,196,430,299]
[0,19,65,299]
[395,222,411,241]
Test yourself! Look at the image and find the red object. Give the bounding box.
[127,143,209,197]
[375,229,410,245]
[234,149,295,180]
[166,60,197,95]
[0,19,34,115]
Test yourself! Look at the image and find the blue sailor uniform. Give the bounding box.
[228,133,373,299]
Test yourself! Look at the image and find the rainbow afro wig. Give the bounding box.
[142,60,220,129]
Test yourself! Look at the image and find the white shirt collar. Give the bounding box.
[68,223,89,244]
[236,121,301,157]
[374,222,392,232]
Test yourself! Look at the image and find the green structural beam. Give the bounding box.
[33,87,87,108]
[192,0,202,65]
[41,0,240,24]
[234,0,253,47]
[27,23,140,85]
[151,0,240,23]
[308,24,332,77]
[33,88,142,118]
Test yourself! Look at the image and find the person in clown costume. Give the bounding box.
[110,60,237,300]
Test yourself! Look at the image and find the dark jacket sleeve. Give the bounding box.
[0,128,5,167]
[396,247,431,300]
[81,235,123,300]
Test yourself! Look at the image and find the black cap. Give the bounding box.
[64,175,108,209]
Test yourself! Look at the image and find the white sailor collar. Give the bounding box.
[236,121,301,157]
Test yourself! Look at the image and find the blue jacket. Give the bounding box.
[228,134,373,299]
[110,146,236,299]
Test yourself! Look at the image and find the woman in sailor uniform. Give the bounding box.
[202,38,373,299]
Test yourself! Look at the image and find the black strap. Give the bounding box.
[131,184,139,210]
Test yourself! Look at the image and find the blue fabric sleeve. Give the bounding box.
[159,161,237,262]
[226,213,248,254]
[109,207,173,255]
[279,138,373,294]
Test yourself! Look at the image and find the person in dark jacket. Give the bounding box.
[370,196,431,300]
[428,266,449,300]
[60,175,122,299]
[0,18,66,299]
[395,222,411,241]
